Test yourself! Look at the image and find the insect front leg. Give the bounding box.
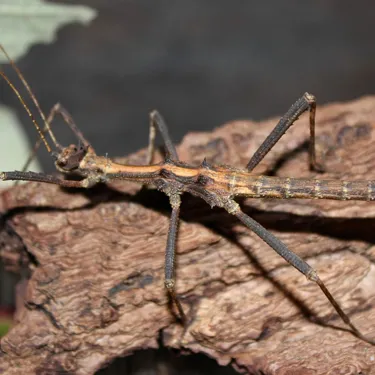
[47,103,91,148]
[1,171,94,188]
[147,110,179,164]
[164,194,186,321]
[246,93,325,173]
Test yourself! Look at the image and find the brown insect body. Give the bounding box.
[73,147,375,202]
[1,43,374,344]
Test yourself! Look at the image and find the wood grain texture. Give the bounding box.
[2,96,375,374]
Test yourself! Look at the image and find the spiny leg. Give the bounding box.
[228,203,374,344]
[47,103,91,148]
[246,93,325,173]
[165,194,186,321]
[146,112,184,319]
[147,110,179,164]
[1,171,93,188]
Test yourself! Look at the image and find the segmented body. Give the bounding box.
[0,47,374,343]
[81,154,375,202]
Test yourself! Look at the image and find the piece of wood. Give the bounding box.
[2,96,375,374]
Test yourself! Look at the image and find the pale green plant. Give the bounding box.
[0,0,97,185]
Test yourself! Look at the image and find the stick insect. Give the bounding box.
[1,45,374,345]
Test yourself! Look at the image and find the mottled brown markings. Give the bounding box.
[336,123,372,147]
[367,181,375,201]
[197,174,214,186]
[256,175,265,197]
[108,273,154,297]
[79,306,93,317]
[100,299,119,327]
[228,173,237,193]
[256,316,283,341]
[284,177,292,198]
[32,304,62,329]
[200,157,211,169]
[35,264,61,286]
[289,178,312,198]
[189,137,229,165]
[1,61,374,346]
[49,245,57,255]
[314,179,322,199]
[231,132,253,153]
[342,180,349,200]
[355,123,372,137]
[159,168,173,179]
[35,355,76,375]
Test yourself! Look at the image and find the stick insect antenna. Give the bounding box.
[0,71,52,153]
[0,44,60,151]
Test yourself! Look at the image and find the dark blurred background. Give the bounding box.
[2,1,375,171]
[1,0,375,373]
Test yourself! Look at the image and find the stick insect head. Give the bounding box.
[53,143,91,173]
[0,44,95,174]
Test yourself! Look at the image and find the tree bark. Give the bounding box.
[2,96,375,374]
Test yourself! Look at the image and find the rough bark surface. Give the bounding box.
[2,96,375,374]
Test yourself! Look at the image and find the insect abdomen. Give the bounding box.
[232,175,375,201]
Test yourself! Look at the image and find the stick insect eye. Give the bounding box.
[51,151,60,161]
[55,145,88,171]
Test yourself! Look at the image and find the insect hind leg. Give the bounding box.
[246,93,325,173]
[228,204,375,344]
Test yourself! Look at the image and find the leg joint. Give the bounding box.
[306,269,318,282]
[224,199,240,214]
[165,279,175,290]
[304,92,316,105]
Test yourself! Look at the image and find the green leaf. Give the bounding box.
[0,1,97,180]
[0,0,97,62]
[0,105,41,184]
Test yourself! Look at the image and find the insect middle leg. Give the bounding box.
[165,194,186,321]
[145,110,186,319]
[246,93,325,173]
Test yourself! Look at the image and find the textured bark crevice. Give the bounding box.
[2,96,375,374]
